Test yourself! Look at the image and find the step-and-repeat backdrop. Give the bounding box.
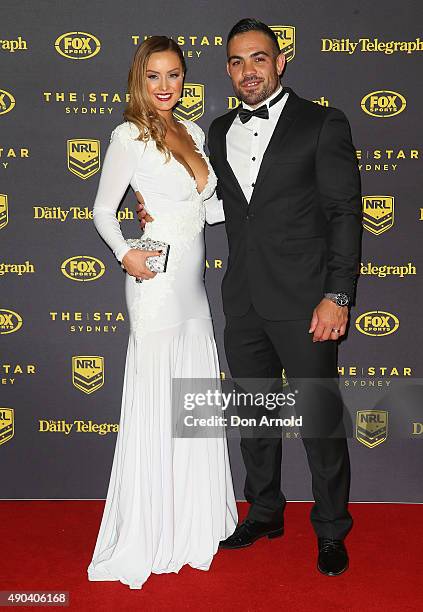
[1,1,422,501]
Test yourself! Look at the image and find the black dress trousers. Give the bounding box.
[224,304,353,540]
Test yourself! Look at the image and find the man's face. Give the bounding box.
[226,30,285,107]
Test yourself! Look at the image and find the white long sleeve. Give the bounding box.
[204,191,225,225]
[92,129,138,263]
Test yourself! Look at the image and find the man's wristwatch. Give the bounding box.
[324,292,350,307]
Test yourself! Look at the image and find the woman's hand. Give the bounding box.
[121,249,161,281]
[135,191,154,229]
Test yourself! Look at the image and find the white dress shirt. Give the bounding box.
[226,85,289,204]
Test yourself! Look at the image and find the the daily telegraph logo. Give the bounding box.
[313,97,329,107]
[174,83,204,122]
[33,205,133,222]
[361,91,406,118]
[72,356,104,394]
[356,410,388,448]
[227,95,329,111]
[270,26,295,62]
[61,256,105,282]
[39,419,118,435]
[0,89,15,115]
[0,309,23,335]
[0,37,28,53]
[355,311,399,337]
[0,408,14,446]
[0,194,8,229]
[67,139,100,179]
[360,262,416,278]
[54,32,101,60]
[322,37,423,55]
[0,261,35,277]
[362,196,394,235]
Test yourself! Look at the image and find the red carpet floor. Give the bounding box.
[1,501,422,611]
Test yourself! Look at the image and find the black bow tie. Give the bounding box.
[238,87,286,124]
[238,104,269,124]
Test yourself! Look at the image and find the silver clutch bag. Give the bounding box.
[124,237,170,283]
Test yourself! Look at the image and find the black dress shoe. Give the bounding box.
[219,519,284,549]
[317,538,349,576]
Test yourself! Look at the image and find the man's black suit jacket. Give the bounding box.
[207,87,362,320]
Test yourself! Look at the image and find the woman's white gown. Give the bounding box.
[87,119,237,590]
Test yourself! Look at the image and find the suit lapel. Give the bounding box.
[215,88,302,209]
[248,88,301,210]
[216,108,249,206]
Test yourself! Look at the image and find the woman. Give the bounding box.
[87,36,237,590]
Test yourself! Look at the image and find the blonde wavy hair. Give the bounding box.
[124,36,186,160]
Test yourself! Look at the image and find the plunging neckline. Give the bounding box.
[169,120,210,196]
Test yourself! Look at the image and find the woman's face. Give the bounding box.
[145,50,184,112]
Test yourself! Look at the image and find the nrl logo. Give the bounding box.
[362,195,394,235]
[0,89,15,115]
[270,26,296,62]
[174,83,204,122]
[0,408,14,446]
[356,410,388,448]
[0,194,8,229]
[67,139,100,180]
[72,356,104,394]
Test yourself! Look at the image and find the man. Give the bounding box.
[137,18,362,576]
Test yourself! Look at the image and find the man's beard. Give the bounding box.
[235,77,279,107]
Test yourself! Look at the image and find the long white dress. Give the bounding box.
[86,119,237,590]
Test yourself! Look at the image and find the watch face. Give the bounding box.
[336,293,349,307]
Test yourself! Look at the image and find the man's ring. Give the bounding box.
[332,328,340,334]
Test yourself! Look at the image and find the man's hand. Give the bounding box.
[135,191,153,229]
[309,298,348,342]
[121,249,160,281]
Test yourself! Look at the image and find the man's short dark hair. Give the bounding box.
[227,18,280,56]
